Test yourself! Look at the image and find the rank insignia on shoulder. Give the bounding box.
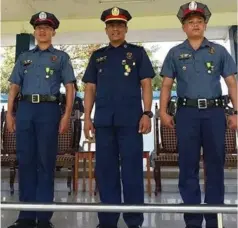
[208,47,215,54]
[179,53,192,60]
[51,55,57,62]
[96,56,107,63]
[23,60,32,66]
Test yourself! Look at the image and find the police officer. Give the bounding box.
[82,7,155,228]
[160,1,237,228]
[6,11,76,228]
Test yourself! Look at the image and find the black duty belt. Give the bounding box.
[22,94,59,103]
[177,97,226,109]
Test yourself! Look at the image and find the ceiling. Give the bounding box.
[1,0,236,46]
[1,0,237,21]
[1,26,230,47]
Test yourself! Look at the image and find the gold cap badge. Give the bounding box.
[112,7,120,16]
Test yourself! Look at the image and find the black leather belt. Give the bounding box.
[177,97,225,109]
[22,94,59,103]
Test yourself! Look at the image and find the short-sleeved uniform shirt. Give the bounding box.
[160,38,237,99]
[82,42,155,126]
[9,45,76,95]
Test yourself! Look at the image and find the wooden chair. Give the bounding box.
[56,115,79,195]
[74,138,152,196]
[153,103,180,195]
[143,151,152,196]
[224,127,237,168]
[203,126,237,191]
[1,111,17,195]
[1,110,78,195]
[154,102,237,195]
[74,138,95,195]
[153,103,205,195]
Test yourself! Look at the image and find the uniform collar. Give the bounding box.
[183,37,211,50]
[33,44,55,53]
[107,40,128,50]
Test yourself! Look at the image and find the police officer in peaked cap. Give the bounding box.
[7,11,76,228]
[160,1,237,228]
[82,6,155,228]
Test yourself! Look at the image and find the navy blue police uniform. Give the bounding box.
[8,11,76,228]
[82,7,155,228]
[160,2,237,228]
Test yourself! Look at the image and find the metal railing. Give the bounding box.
[1,202,237,228]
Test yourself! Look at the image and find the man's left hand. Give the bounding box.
[59,115,70,134]
[227,114,237,130]
[139,115,151,134]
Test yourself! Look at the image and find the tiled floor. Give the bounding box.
[1,178,237,228]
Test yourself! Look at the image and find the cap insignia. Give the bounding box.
[112,7,119,16]
[189,1,198,10]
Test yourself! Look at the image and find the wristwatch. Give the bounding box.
[143,111,153,118]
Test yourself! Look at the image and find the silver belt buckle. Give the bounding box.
[32,94,40,103]
[198,99,207,109]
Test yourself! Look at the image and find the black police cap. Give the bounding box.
[30,11,60,29]
[100,7,132,23]
[177,1,211,23]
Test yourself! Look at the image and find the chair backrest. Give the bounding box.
[82,137,95,152]
[57,114,77,155]
[154,102,238,156]
[1,109,77,156]
[154,103,177,154]
[225,128,237,154]
[160,125,177,152]
[2,115,16,155]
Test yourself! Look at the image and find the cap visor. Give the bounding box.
[182,12,206,22]
[105,18,127,23]
[34,21,55,28]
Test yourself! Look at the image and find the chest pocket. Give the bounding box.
[179,58,193,65]
[96,62,108,77]
[176,58,194,77]
[42,62,61,83]
[203,58,220,76]
[22,63,35,76]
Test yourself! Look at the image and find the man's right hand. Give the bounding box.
[160,111,175,129]
[84,118,95,140]
[6,113,16,133]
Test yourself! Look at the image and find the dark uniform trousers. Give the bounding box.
[16,101,61,221]
[95,124,144,227]
[176,107,226,227]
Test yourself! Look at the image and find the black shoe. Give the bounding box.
[7,219,36,228]
[96,225,117,228]
[37,221,54,228]
[206,227,225,228]
[186,226,202,228]
[129,226,142,228]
